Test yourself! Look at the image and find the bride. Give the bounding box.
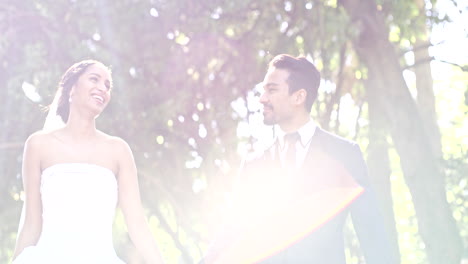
[12,60,165,264]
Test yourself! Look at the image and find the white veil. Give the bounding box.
[43,90,66,131]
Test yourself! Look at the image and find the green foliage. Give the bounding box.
[1,0,467,263]
[445,154,468,247]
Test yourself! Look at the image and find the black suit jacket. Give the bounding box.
[204,128,392,264]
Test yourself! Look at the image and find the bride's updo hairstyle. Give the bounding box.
[54,60,111,123]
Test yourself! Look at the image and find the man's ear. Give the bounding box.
[294,89,307,106]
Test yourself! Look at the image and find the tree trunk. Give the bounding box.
[340,1,462,263]
[366,77,401,263]
[413,0,443,159]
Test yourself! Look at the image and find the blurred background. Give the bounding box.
[0,0,467,263]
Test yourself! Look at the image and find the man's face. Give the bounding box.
[259,68,296,126]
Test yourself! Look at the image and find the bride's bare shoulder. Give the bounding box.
[26,130,49,143]
[95,131,134,170]
[96,130,130,149]
[25,128,64,146]
[41,128,68,138]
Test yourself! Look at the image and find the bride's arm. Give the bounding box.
[12,134,43,260]
[116,138,165,264]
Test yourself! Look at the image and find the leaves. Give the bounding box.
[1,0,467,263]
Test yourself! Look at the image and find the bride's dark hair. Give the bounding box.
[54,60,110,123]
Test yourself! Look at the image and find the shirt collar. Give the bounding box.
[276,119,317,149]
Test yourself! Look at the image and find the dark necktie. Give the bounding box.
[284,132,300,170]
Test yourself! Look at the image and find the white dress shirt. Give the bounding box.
[275,119,317,169]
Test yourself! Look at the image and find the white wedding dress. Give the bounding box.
[13,163,125,264]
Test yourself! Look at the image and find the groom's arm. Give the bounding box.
[348,145,394,264]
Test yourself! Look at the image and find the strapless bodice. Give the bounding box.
[13,163,125,264]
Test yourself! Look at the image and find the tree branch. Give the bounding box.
[403,56,468,72]
[438,59,468,72]
[399,40,445,57]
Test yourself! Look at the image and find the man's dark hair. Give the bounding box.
[269,54,321,111]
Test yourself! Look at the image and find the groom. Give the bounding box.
[202,54,393,264]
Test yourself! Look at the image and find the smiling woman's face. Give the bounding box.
[69,63,113,117]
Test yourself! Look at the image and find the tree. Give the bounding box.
[339,0,462,263]
[1,0,466,263]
